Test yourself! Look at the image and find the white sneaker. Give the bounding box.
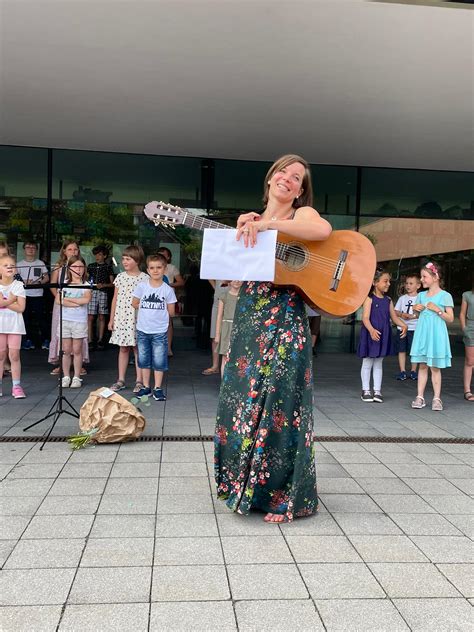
[61,376,71,388]
[71,377,82,388]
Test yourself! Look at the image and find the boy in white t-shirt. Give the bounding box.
[132,254,177,401]
[394,274,421,380]
[16,241,49,350]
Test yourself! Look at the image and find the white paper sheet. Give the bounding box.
[200,229,277,281]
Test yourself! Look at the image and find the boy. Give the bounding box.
[132,254,176,401]
[394,274,421,380]
[16,241,49,350]
[87,245,114,349]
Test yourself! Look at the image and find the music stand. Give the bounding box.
[22,264,95,450]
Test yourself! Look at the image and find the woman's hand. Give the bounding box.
[237,217,271,248]
[370,328,381,342]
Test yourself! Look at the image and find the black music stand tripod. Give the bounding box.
[23,265,94,450]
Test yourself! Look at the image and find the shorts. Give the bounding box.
[136,330,168,372]
[394,328,414,353]
[88,291,109,315]
[59,320,88,339]
[0,333,22,351]
[463,323,474,347]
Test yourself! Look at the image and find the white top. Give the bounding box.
[0,280,26,334]
[133,280,177,334]
[61,285,90,323]
[395,293,419,331]
[165,263,180,285]
[16,258,48,297]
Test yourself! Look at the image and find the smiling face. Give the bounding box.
[64,243,79,259]
[268,162,305,205]
[374,272,391,294]
[147,260,165,280]
[420,269,437,289]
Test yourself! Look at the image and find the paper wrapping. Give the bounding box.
[79,388,146,443]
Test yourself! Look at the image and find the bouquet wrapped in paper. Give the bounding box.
[79,387,146,443]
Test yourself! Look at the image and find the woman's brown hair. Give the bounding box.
[262,154,313,210]
[56,240,80,267]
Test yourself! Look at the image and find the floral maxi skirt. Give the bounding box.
[214,282,318,521]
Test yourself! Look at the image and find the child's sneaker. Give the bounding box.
[136,386,152,398]
[12,385,26,399]
[396,371,407,381]
[153,388,166,401]
[41,340,50,350]
[361,390,373,402]
[409,371,418,381]
[70,377,82,388]
[373,391,384,403]
[61,376,71,388]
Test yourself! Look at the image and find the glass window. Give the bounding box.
[361,167,474,220]
[0,145,48,260]
[313,165,357,216]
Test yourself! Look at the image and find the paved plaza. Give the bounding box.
[0,348,473,631]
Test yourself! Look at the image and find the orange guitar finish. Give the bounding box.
[274,230,376,317]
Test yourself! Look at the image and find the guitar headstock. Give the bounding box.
[143,201,185,228]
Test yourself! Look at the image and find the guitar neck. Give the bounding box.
[180,211,288,262]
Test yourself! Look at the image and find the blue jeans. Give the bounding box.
[136,330,168,372]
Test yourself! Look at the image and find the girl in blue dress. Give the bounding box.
[411,261,454,411]
[357,269,407,403]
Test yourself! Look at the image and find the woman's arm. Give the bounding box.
[460,299,467,330]
[171,273,185,289]
[50,267,59,297]
[214,299,225,343]
[237,207,332,247]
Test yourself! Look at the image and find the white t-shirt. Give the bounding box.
[16,259,48,298]
[133,280,177,334]
[164,263,180,285]
[0,280,26,334]
[395,293,419,331]
[61,285,90,323]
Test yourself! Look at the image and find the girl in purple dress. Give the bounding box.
[357,269,407,403]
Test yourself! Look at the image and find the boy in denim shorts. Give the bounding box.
[132,254,176,401]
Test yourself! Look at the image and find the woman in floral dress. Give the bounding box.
[214,154,332,523]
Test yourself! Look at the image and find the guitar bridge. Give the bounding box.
[330,250,347,291]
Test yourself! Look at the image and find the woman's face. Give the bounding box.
[64,243,79,258]
[268,162,305,204]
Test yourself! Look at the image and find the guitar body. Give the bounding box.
[274,230,376,317]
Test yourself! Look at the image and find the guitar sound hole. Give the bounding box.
[284,244,307,271]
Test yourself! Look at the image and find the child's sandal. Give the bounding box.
[464,391,474,402]
[411,396,426,409]
[110,380,126,392]
[432,397,443,411]
[133,382,145,394]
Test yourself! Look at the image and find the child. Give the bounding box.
[57,256,91,388]
[214,280,242,377]
[357,269,407,403]
[108,245,148,392]
[157,247,184,356]
[16,240,49,350]
[411,261,454,411]
[132,254,176,400]
[0,254,27,398]
[460,278,474,402]
[87,245,114,349]
[394,274,421,380]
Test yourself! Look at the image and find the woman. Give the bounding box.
[48,240,89,374]
[214,154,332,523]
[460,278,474,401]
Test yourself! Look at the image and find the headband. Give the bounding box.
[425,262,439,277]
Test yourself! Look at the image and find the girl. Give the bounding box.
[357,269,407,403]
[460,278,474,402]
[202,280,228,375]
[57,256,91,388]
[411,261,454,411]
[108,245,148,392]
[49,240,90,375]
[214,280,242,377]
[0,254,26,398]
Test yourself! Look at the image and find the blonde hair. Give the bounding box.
[262,154,313,210]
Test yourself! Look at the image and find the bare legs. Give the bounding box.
[141,369,164,389]
[0,348,20,381]
[417,363,441,399]
[464,346,474,398]
[203,339,220,374]
[117,345,142,384]
[62,339,83,378]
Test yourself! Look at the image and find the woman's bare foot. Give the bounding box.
[264,513,286,523]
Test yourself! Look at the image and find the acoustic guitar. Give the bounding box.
[144,201,376,317]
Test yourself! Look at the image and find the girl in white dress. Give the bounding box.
[109,245,148,392]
